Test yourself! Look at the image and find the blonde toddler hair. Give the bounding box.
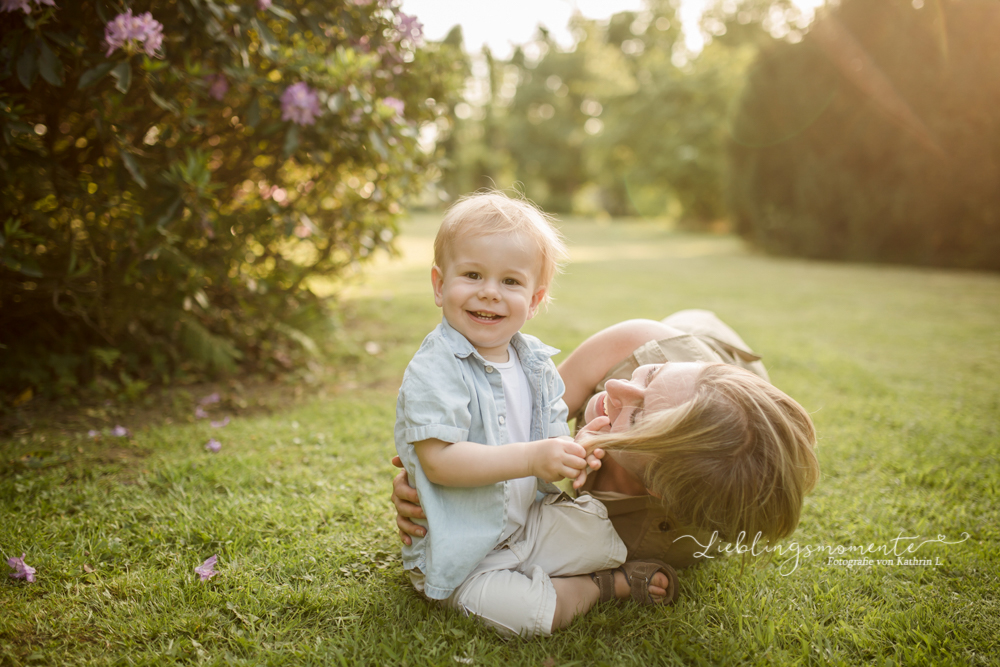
[433,191,569,301]
[594,363,819,543]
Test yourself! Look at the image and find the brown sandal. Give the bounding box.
[591,559,679,606]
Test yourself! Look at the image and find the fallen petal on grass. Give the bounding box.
[199,392,221,406]
[205,439,222,453]
[210,416,230,428]
[195,555,218,581]
[87,429,100,438]
[111,425,130,437]
[195,406,209,419]
[7,554,36,583]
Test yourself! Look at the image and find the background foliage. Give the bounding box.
[729,0,1000,269]
[439,0,807,224]
[439,0,999,266]
[0,0,463,399]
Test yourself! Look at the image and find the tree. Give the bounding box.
[728,0,1000,269]
[0,0,464,397]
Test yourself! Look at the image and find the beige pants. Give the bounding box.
[411,493,626,638]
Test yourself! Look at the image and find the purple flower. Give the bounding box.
[1,0,55,14]
[199,392,221,406]
[7,554,36,583]
[111,425,130,437]
[382,97,404,117]
[257,0,272,9]
[205,438,222,453]
[195,406,209,419]
[281,82,322,126]
[105,10,165,58]
[397,12,423,46]
[195,555,218,581]
[206,73,228,101]
[87,429,100,438]
[210,416,230,428]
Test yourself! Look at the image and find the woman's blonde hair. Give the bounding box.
[594,363,819,543]
[433,190,568,301]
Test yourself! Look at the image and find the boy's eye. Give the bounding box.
[465,272,480,280]
[503,278,521,286]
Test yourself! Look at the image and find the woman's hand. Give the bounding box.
[573,416,611,489]
[390,456,426,546]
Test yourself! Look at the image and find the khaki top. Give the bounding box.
[577,310,768,569]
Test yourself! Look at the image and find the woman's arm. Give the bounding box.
[559,319,684,416]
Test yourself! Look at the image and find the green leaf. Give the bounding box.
[178,314,242,372]
[45,32,75,50]
[274,322,320,357]
[94,0,110,23]
[251,18,279,57]
[120,150,147,189]
[283,124,300,157]
[327,93,344,113]
[267,5,296,21]
[111,60,132,94]
[1,255,43,278]
[37,39,64,87]
[154,196,184,228]
[245,97,261,128]
[368,129,388,160]
[17,43,39,90]
[78,62,116,89]
[91,347,122,369]
[148,88,180,114]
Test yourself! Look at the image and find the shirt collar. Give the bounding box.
[439,317,560,368]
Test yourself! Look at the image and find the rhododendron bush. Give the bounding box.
[0,1,463,396]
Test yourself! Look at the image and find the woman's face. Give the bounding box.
[584,362,704,434]
[584,361,704,490]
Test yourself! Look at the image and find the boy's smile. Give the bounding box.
[432,232,547,363]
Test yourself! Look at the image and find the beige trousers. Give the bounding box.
[412,493,626,638]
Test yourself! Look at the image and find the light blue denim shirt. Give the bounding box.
[394,318,571,600]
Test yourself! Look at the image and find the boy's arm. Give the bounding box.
[414,437,588,487]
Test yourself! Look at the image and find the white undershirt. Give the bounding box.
[495,345,537,543]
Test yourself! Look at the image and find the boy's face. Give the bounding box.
[431,232,547,363]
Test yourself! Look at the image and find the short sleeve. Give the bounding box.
[398,336,473,445]
[544,360,571,438]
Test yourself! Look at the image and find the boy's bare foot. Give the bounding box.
[590,559,679,606]
[614,569,669,603]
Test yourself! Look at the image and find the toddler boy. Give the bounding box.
[394,192,626,637]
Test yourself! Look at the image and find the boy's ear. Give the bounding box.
[526,286,547,320]
[431,266,445,308]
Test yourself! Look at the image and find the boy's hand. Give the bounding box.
[572,416,611,489]
[526,438,588,483]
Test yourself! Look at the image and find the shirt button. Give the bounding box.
[486,366,494,373]
[498,416,505,424]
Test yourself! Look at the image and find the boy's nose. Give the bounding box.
[478,283,500,301]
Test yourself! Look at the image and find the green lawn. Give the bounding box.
[2,214,998,666]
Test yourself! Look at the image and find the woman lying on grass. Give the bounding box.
[392,310,820,603]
